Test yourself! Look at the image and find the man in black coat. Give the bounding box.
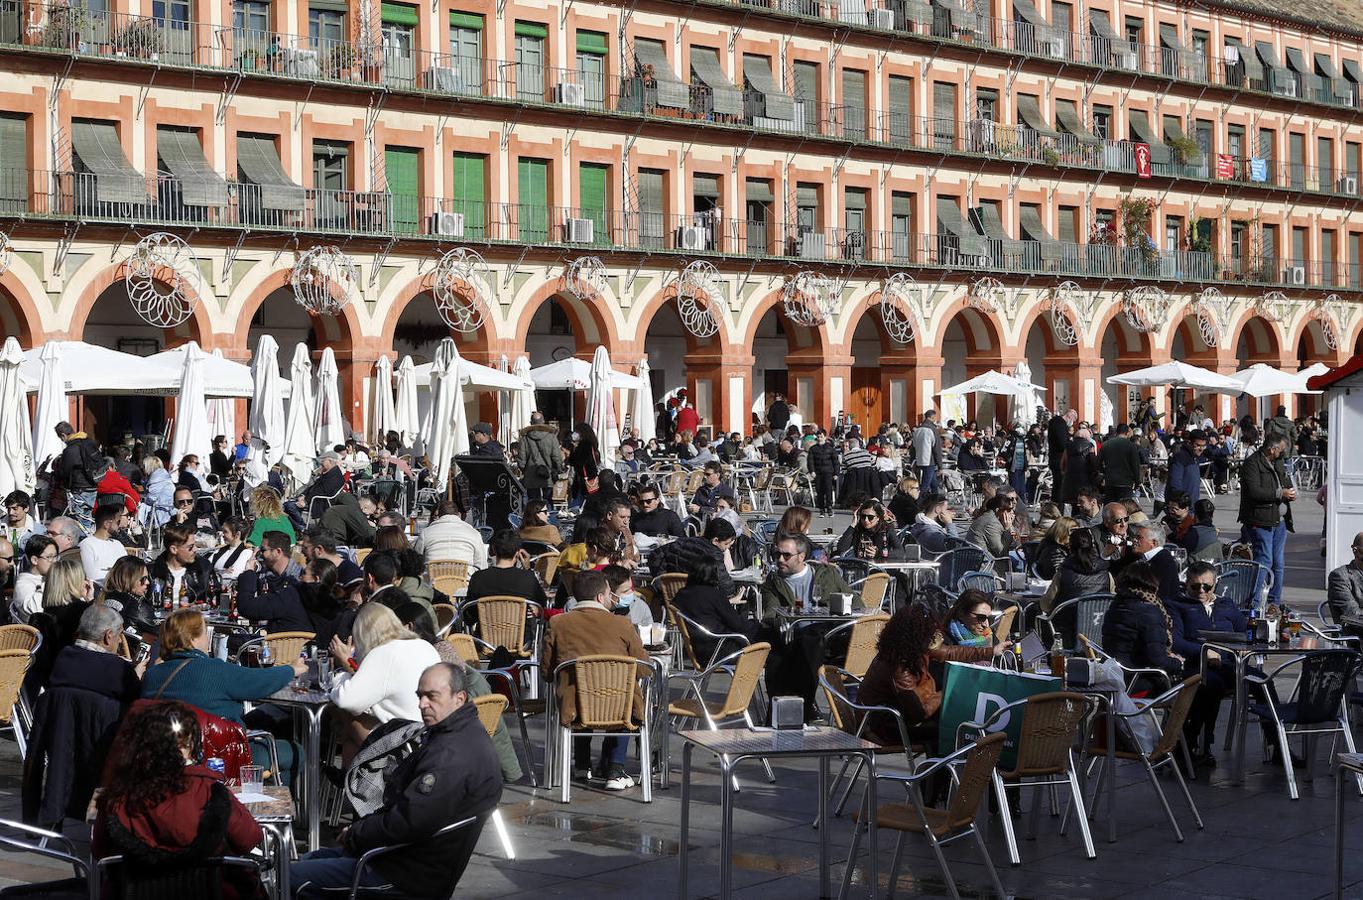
[807,432,840,516]
[1113,521,1181,602]
[1097,422,1142,503]
[288,451,347,531]
[1046,410,1074,499]
[630,485,685,537]
[1238,435,1295,606]
[236,531,313,634]
[291,662,502,897]
[767,394,791,434]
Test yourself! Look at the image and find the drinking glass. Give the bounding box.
[239,765,263,794]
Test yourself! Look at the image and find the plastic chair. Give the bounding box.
[935,546,989,589]
[839,732,1009,900]
[95,853,264,900]
[1038,592,1115,652]
[957,691,1098,866]
[957,569,1004,597]
[1247,649,1363,800]
[470,695,516,860]
[666,643,774,789]
[1083,676,1205,841]
[548,655,657,803]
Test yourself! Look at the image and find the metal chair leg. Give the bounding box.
[1144,759,1184,842]
[886,829,907,899]
[491,808,516,858]
[639,726,653,803]
[837,810,863,900]
[1167,756,1204,830]
[1278,722,1300,800]
[973,826,1007,899]
[742,710,776,783]
[993,772,1021,866]
[1066,761,1097,859]
[559,726,572,804]
[1026,780,1042,840]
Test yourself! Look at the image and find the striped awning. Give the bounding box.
[236,134,305,210]
[632,40,689,109]
[71,120,146,205]
[742,55,794,121]
[157,128,228,208]
[690,47,743,116]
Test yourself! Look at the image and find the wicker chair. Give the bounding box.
[821,614,890,679]
[855,571,892,612]
[432,574,468,599]
[457,596,541,660]
[0,624,39,653]
[1083,676,1205,840]
[445,632,480,663]
[530,551,560,587]
[660,599,750,674]
[428,559,473,585]
[432,603,457,637]
[548,655,656,803]
[353,548,372,566]
[840,732,1009,900]
[666,643,774,789]
[958,690,1097,866]
[0,649,32,758]
[471,695,516,860]
[653,572,688,605]
[262,631,314,664]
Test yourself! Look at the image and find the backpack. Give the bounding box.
[344,719,424,818]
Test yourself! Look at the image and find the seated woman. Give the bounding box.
[93,700,263,898]
[28,557,94,690]
[245,485,295,547]
[210,517,255,580]
[328,602,440,768]
[141,609,306,779]
[1100,561,1185,694]
[886,477,920,530]
[938,589,1013,663]
[518,499,564,548]
[298,557,345,651]
[1034,516,1076,580]
[856,605,943,747]
[1040,528,1113,647]
[833,499,903,562]
[98,555,157,637]
[672,556,763,663]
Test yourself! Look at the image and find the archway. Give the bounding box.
[1168,311,1222,425]
[1020,308,1079,423]
[1099,313,1155,427]
[1294,318,1334,418]
[1232,315,1282,421]
[387,289,494,428]
[517,290,616,428]
[937,306,1003,426]
[0,284,35,346]
[750,304,825,428]
[637,301,725,425]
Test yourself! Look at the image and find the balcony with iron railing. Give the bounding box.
[4,167,1356,293]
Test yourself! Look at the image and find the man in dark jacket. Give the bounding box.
[1165,431,1205,505]
[288,451,346,531]
[52,421,103,506]
[149,523,214,604]
[1262,407,1298,461]
[291,662,502,897]
[631,485,684,537]
[236,531,313,633]
[518,412,562,501]
[1097,423,1142,502]
[1060,429,1098,515]
[767,394,791,434]
[317,492,378,548]
[807,432,840,516]
[1238,435,1295,606]
[648,518,739,599]
[469,422,505,459]
[1046,410,1074,496]
[1167,560,1246,763]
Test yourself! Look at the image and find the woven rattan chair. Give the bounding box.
[958,690,1097,866]
[666,643,773,789]
[994,605,1019,642]
[0,649,32,758]
[660,598,750,674]
[432,603,457,637]
[353,548,372,566]
[530,551,560,587]
[856,572,892,611]
[653,573,688,605]
[0,624,39,653]
[458,596,540,660]
[1083,676,1205,840]
[432,573,469,598]
[821,614,891,679]
[840,732,1008,900]
[549,655,656,803]
[428,559,472,585]
[471,694,517,860]
[263,631,315,664]
[445,632,479,664]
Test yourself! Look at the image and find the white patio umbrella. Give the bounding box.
[425,339,469,492]
[940,369,1047,398]
[19,341,180,394]
[205,349,237,438]
[1011,360,1042,425]
[509,355,535,434]
[31,342,66,471]
[393,356,419,448]
[0,337,35,496]
[1296,362,1332,389]
[314,347,346,453]
[530,356,643,390]
[632,356,656,443]
[280,343,317,490]
[1232,363,1321,398]
[250,334,287,466]
[149,345,259,398]
[370,355,396,445]
[1107,361,1241,392]
[586,345,619,469]
[170,341,213,466]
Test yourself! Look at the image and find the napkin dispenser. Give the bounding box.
[771,696,804,730]
[829,592,853,615]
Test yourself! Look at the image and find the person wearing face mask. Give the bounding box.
[566,565,652,629]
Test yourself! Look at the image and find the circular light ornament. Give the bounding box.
[432,247,490,333]
[1122,284,1168,334]
[675,260,721,338]
[124,232,199,328]
[782,270,838,327]
[565,256,609,301]
[879,273,921,344]
[291,245,359,317]
[1049,280,1081,346]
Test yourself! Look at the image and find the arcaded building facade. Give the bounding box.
[0,0,1360,437]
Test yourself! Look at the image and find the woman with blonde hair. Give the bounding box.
[28,555,95,688]
[246,485,295,546]
[328,602,439,767]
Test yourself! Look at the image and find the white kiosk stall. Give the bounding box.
[1309,358,1363,571]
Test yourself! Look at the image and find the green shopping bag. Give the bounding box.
[937,661,1062,769]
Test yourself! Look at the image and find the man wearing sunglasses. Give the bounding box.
[1167,560,1246,768]
[1093,502,1131,560]
[630,487,684,538]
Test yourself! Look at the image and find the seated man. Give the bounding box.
[414,499,488,568]
[630,485,684,538]
[909,493,960,554]
[544,570,649,791]
[1113,521,1180,602]
[150,523,213,604]
[79,504,128,584]
[1168,560,1246,765]
[290,663,502,897]
[299,526,365,596]
[1091,501,1131,560]
[1327,530,1363,623]
[317,492,379,549]
[1070,485,1103,529]
[465,529,547,607]
[286,451,346,531]
[688,462,735,517]
[236,531,312,633]
[648,517,740,600]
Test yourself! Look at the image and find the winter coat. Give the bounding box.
[55,435,103,492]
[1101,592,1184,681]
[518,424,563,490]
[1263,415,1299,458]
[1238,448,1290,529]
[1165,446,1202,504]
[1059,436,1098,504]
[1097,435,1142,491]
[807,442,840,475]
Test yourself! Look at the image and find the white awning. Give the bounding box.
[413,358,534,391]
[530,357,643,391]
[940,370,1046,398]
[1107,361,1241,392]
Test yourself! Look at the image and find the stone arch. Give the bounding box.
[0,278,42,345]
[632,283,731,352]
[739,285,832,352]
[231,268,361,355]
[378,274,493,361]
[928,299,1003,356]
[511,280,622,357]
[67,260,212,347]
[1226,309,1284,364]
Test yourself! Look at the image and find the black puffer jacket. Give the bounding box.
[808,442,839,475]
[1238,448,1289,529]
[1100,592,1183,680]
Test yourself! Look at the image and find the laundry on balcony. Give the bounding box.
[742,56,796,122]
[156,127,229,208]
[690,47,744,117]
[236,134,306,210]
[632,40,690,109]
[70,120,149,205]
[1224,37,1259,85]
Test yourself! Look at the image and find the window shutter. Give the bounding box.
[0,114,28,208]
[384,146,419,234]
[515,21,548,38]
[452,152,485,236]
[518,158,549,240]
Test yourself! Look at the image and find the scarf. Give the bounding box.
[948,618,993,647]
[1133,587,1175,648]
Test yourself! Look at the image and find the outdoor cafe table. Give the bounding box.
[1202,633,1328,786]
[266,684,330,852]
[772,606,868,640]
[677,726,878,899]
[1335,753,1363,899]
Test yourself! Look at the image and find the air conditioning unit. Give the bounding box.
[1338,176,1358,194]
[677,225,708,250]
[428,211,465,237]
[799,231,827,259]
[554,82,586,106]
[425,66,465,94]
[1285,266,1306,285]
[1113,49,1138,70]
[564,217,594,243]
[869,8,895,28]
[1043,36,1065,58]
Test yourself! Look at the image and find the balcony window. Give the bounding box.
[793,61,820,135]
[1323,230,1338,285]
[70,119,147,214]
[1319,137,1336,191]
[233,0,269,67]
[575,31,607,109]
[795,183,820,258]
[514,22,546,102]
[636,169,665,249]
[450,151,486,239]
[743,55,796,130]
[630,40,688,112]
[517,156,549,242]
[932,82,956,151]
[842,188,866,259]
[237,132,304,225]
[745,178,772,256]
[151,0,192,65]
[156,126,228,220]
[690,47,743,120]
[380,3,417,89]
[575,162,608,245]
[0,114,26,213]
[841,69,866,141]
[384,145,419,234]
[891,192,913,261]
[1289,132,1306,189]
[312,139,349,228]
[439,12,482,95]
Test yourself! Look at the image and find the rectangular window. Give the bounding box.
[1164,216,1183,253]
[975,88,997,122]
[1230,221,1246,268]
[151,0,192,64]
[793,60,820,134]
[842,187,867,259]
[308,6,345,54]
[636,168,665,248]
[450,151,486,239]
[575,30,608,109]
[932,82,957,150]
[1262,223,1279,279]
[891,191,913,261]
[1091,105,1112,140]
[233,0,270,64]
[1057,205,1078,245]
[380,3,417,89]
[887,75,912,145]
[576,162,609,245]
[446,13,483,94]
[1351,233,1363,288]
[1289,132,1306,189]
[841,69,866,141]
[514,23,546,102]
[1318,136,1335,190]
[0,113,27,212]
[311,139,349,228]
[1322,229,1338,284]
[1227,124,1245,165]
[1291,225,1308,270]
[384,145,419,234]
[1348,142,1362,190]
[517,156,549,242]
[1124,17,1142,47]
[745,178,772,256]
[795,182,820,256]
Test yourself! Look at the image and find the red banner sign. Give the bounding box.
[1134,143,1152,178]
[1216,153,1235,179]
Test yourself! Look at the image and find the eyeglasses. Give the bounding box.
[1190,583,1216,593]
[773,550,801,560]
[859,514,878,522]
[640,496,658,505]
[970,613,991,624]
[175,499,194,506]
[138,576,151,585]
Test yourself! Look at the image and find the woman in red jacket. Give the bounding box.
[93,700,264,897]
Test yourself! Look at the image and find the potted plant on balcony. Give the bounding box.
[1167,134,1201,164]
[1042,146,1061,167]
[1118,196,1159,271]
[321,41,355,79]
[112,17,163,60]
[40,4,88,50]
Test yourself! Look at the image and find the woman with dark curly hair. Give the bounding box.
[93,701,263,895]
[855,604,943,745]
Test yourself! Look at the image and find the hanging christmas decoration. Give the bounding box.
[123,232,199,328]
[1193,286,1233,348]
[432,247,490,332]
[565,256,608,300]
[675,260,721,338]
[1048,281,1081,346]
[291,245,359,316]
[1315,294,1342,351]
[782,270,838,327]
[0,230,13,276]
[1255,289,1292,326]
[967,276,1003,313]
[879,273,921,344]
[1122,285,1168,333]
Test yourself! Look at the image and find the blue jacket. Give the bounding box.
[1168,595,1247,660]
[140,649,293,724]
[140,468,175,527]
[1165,446,1202,504]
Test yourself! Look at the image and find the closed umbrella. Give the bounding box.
[170,341,213,466]
[394,355,419,448]
[280,343,317,490]
[632,357,656,444]
[206,349,236,439]
[1011,360,1041,426]
[0,337,34,496]
[314,347,346,453]
[250,334,286,466]
[31,342,65,471]
[586,345,619,470]
[425,339,469,492]
[371,355,396,445]
[509,356,535,435]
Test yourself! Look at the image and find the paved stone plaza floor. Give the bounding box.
[2,495,1360,899]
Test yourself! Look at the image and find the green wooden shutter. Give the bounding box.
[449,11,482,28]
[452,152,485,238]
[0,113,27,211]
[518,157,548,242]
[576,30,607,55]
[577,162,608,245]
[637,168,664,245]
[384,146,419,234]
[380,2,416,26]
